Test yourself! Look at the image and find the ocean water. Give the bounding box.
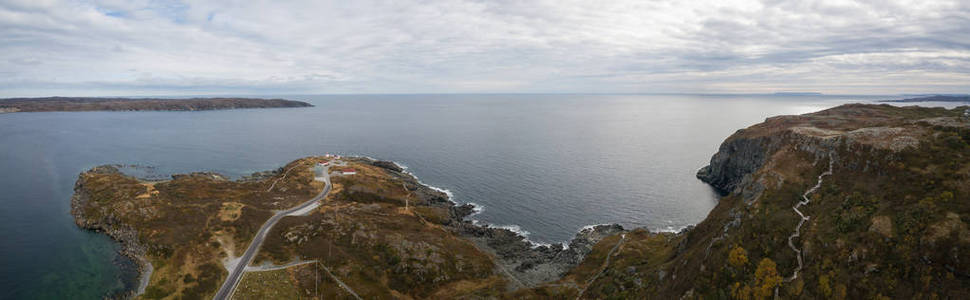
[0,94,923,298]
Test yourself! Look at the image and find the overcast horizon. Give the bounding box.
[2,0,969,97]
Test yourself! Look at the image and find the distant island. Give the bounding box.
[880,95,970,103]
[0,97,312,113]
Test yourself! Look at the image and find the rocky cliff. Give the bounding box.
[71,103,970,299]
[567,104,970,299]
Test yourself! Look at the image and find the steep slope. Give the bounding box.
[553,104,970,299]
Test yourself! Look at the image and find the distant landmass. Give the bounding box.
[881,95,970,103]
[0,97,312,113]
[71,104,970,298]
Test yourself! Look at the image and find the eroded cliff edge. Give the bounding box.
[568,104,970,299]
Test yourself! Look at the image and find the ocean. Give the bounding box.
[0,93,928,298]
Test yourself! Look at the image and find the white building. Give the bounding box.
[341,168,357,175]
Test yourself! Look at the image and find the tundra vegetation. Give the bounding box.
[73,104,970,299]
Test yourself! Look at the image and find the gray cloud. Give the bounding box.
[0,0,968,96]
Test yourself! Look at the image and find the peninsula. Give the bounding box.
[0,97,312,113]
[71,104,970,299]
[880,95,970,103]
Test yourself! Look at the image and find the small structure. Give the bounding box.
[340,168,357,175]
[318,160,330,167]
[964,108,970,119]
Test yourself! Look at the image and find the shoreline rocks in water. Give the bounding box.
[70,166,151,299]
[71,156,636,298]
[341,156,632,287]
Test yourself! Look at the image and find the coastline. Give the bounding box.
[365,157,636,286]
[69,166,153,299]
[71,155,658,297]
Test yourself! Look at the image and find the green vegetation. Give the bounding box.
[234,268,302,300]
[74,158,323,299]
[544,104,970,299]
[73,104,970,299]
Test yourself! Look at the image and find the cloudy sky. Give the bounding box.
[1,0,968,96]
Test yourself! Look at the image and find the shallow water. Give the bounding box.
[0,93,923,298]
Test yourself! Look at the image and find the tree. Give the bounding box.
[753,258,782,300]
[729,245,749,269]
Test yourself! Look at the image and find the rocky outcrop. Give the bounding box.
[357,156,629,287]
[696,134,770,194]
[373,160,404,172]
[451,212,625,286]
[71,166,151,299]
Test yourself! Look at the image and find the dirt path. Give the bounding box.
[785,154,834,282]
[318,262,362,299]
[575,233,625,300]
[266,163,303,192]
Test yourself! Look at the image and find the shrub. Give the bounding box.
[729,245,749,269]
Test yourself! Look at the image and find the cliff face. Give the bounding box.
[696,135,771,194]
[71,104,970,299]
[564,104,970,299]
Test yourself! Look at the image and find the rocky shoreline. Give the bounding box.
[71,156,636,298]
[70,166,151,299]
[361,157,630,287]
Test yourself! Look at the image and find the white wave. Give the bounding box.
[580,223,615,232]
[428,185,455,199]
[337,155,455,204]
[336,155,559,249]
[386,159,456,202]
[655,224,691,233]
[495,224,531,237]
[465,202,484,215]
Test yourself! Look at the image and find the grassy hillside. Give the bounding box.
[554,104,970,299]
[72,104,970,299]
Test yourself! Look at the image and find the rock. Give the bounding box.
[696,136,770,194]
[71,172,149,299]
[373,160,404,172]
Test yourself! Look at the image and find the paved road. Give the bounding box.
[213,164,332,300]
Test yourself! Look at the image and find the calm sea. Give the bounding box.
[0,94,924,298]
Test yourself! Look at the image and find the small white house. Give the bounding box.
[318,160,330,167]
[341,168,357,175]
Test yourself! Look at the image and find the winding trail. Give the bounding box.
[266,163,303,192]
[575,233,625,300]
[785,154,834,282]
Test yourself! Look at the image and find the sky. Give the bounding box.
[1,0,968,96]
